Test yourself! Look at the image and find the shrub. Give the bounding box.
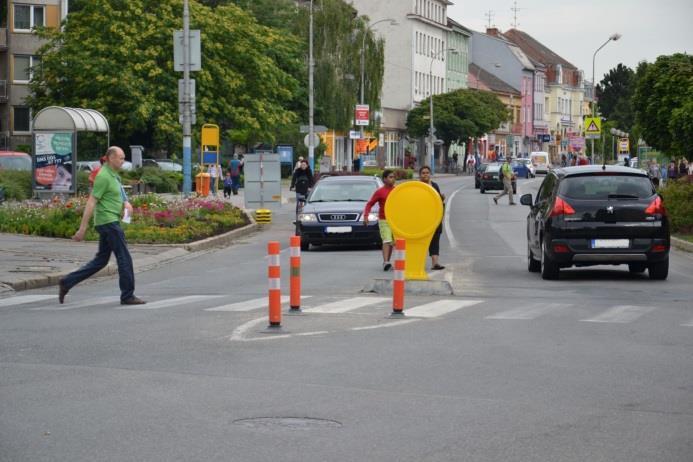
[361,167,414,180]
[123,167,182,193]
[660,175,693,234]
[0,170,32,200]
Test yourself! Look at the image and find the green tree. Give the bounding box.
[29,0,302,152]
[406,89,507,148]
[596,63,635,129]
[632,53,693,158]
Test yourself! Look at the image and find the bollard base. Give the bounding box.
[260,324,286,334]
[389,310,405,318]
[286,307,304,316]
[362,278,453,296]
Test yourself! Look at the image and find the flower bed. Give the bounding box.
[0,194,249,244]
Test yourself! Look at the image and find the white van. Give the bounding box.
[530,151,551,174]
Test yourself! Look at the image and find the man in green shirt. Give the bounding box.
[493,156,516,205]
[59,146,146,305]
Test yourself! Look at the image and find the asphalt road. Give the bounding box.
[1,174,692,462]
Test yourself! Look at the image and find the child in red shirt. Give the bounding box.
[364,169,396,270]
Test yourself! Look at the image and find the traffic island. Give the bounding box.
[361,276,453,296]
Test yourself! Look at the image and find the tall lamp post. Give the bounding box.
[358,18,397,169]
[308,0,315,172]
[428,47,458,173]
[591,33,621,162]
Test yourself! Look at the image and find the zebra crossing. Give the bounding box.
[0,292,690,327]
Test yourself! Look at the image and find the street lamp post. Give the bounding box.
[591,33,621,162]
[308,0,315,172]
[428,47,458,173]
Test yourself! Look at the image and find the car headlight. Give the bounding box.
[298,213,317,222]
[366,212,378,222]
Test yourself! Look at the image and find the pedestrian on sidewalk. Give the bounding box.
[364,169,396,271]
[228,154,242,195]
[494,157,516,205]
[59,146,146,305]
[208,163,220,196]
[419,165,445,270]
[222,171,233,198]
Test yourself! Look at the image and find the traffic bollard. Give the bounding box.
[267,241,282,328]
[392,239,406,316]
[289,236,302,312]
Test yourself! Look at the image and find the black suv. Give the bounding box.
[521,165,670,280]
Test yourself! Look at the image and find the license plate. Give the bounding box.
[326,226,352,234]
[591,239,630,249]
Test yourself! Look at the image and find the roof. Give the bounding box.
[32,107,109,133]
[555,165,649,177]
[447,17,472,35]
[503,29,577,69]
[469,63,520,96]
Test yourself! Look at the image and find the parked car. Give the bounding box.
[522,165,670,280]
[0,151,31,171]
[474,163,488,189]
[142,159,183,172]
[530,151,551,174]
[295,175,383,251]
[513,158,536,178]
[479,163,517,194]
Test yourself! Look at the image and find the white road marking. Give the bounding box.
[485,303,570,320]
[444,187,464,250]
[681,319,693,327]
[0,295,55,308]
[204,296,311,312]
[351,319,419,330]
[30,296,120,311]
[118,295,224,310]
[581,305,656,323]
[405,299,483,318]
[303,297,389,314]
[296,331,330,336]
[228,317,272,342]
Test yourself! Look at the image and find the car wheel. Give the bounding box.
[528,242,541,272]
[526,172,530,179]
[540,240,560,280]
[648,258,668,280]
[628,263,647,274]
[300,239,310,251]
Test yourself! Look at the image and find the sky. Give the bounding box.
[446,0,693,83]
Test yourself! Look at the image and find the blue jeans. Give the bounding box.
[62,222,135,302]
[231,175,240,194]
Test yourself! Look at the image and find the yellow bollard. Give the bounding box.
[384,182,444,280]
[255,209,272,224]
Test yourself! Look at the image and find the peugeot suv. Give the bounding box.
[522,165,670,280]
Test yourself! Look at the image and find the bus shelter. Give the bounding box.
[31,106,110,196]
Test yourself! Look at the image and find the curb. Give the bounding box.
[671,236,693,253]
[362,278,454,296]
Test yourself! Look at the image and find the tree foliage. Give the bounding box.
[632,53,693,157]
[29,0,303,152]
[406,89,508,146]
[596,63,635,130]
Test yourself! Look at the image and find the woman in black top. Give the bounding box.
[419,165,445,270]
[290,160,314,207]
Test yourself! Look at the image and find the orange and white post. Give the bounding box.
[267,241,282,328]
[289,236,302,312]
[392,239,406,316]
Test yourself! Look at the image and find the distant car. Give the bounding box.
[530,151,551,174]
[156,160,183,172]
[479,164,517,194]
[474,163,488,189]
[522,165,670,280]
[513,158,536,178]
[295,175,384,251]
[0,151,31,171]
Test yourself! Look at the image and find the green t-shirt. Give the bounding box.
[92,164,123,226]
[501,162,513,179]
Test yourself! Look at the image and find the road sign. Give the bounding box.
[349,130,361,140]
[619,138,630,153]
[303,133,320,148]
[584,117,601,137]
[300,125,328,134]
[355,104,369,126]
[173,30,201,71]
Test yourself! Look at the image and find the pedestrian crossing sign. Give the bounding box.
[584,117,601,137]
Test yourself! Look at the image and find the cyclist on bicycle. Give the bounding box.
[290,159,314,212]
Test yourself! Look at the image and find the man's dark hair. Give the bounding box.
[419,165,431,174]
[382,169,394,180]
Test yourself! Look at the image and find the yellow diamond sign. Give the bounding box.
[584,117,601,137]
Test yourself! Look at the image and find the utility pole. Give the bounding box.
[308,0,315,172]
[182,0,192,195]
[484,10,495,29]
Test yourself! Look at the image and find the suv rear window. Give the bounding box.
[559,174,655,200]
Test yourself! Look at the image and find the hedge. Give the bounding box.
[660,175,693,234]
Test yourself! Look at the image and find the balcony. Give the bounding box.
[0,80,6,102]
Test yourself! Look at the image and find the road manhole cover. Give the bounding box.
[233,417,342,430]
[11,266,57,273]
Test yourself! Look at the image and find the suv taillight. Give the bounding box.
[645,196,666,216]
[549,197,576,217]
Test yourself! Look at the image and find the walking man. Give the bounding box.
[58,146,146,305]
[494,157,516,205]
[364,169,396,271]
[228,154,242,195]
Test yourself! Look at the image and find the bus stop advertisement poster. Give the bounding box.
[34,132,74,192]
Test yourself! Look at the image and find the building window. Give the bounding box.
[13,55,40,83]
[13,107,32,132]
[14,4,44,31]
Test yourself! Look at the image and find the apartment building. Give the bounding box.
[0,0,68,151]
[446,17,470,91]
[349,0,453,167]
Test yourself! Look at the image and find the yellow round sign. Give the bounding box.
[385,182,444,240]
